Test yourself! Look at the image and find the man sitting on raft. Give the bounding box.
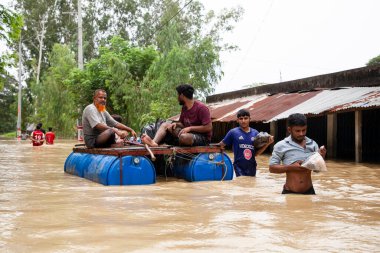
[142,84,212,147]
[269,113,326,194]
[82,89,137,148]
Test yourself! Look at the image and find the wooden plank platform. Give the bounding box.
[73,145,224,157]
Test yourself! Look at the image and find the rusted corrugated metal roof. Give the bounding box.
[268,87,380,122]
[208,87,380,123]
[330,89,380,112]
[208,90,321,122]
[245,91,321,122]
[209,94,267,121]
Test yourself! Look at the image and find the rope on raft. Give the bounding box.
[168,147,228,181]
[120,140,229,181]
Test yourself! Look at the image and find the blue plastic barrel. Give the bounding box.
[64,152,156,186]
[64,152,96,177]
[83,154,118,185]
[107,156,156,185]
[173,152,233,182]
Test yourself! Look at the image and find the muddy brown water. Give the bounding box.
[0,139,379,252]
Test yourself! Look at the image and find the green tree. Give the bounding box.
[0,4,22,44]
[367,55,380,66]
[14,0,143,77]
[14,0,77,82]
[67,36,158,131]
[140,2,243,124]
[14,0,243,133]
[0,76,18,133]
[35,44,78,137]
[0,4,22,90]
[14,0,242,82]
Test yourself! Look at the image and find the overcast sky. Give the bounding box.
[201,0,380,94]
[3,0,379,95]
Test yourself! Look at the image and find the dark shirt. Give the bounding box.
[222,127,259,175]
[179,100,212,140]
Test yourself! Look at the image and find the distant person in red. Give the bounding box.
[45,127,56,145]
[36,122,46,134]
[30,124,45,146]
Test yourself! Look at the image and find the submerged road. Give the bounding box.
[0,139,379,252]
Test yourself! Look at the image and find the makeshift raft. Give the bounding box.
[64,145,233,185]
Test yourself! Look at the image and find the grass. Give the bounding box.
[0,131,17,138]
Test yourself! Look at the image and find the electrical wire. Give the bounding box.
[227,0,275,84]
[153,0,194,35]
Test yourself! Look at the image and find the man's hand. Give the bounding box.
[254,135,274,156]
[319,145,327,158]
[170,123,177,130]
[130,129,137,139]
[289,160,309,172]
[114,127,137,139]
[178,127,191,136]
[268,135,274,145]
[115,129,128,139]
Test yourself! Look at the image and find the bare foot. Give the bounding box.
[141,134,159,147]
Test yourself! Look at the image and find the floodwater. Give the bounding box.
[0,139,379,253]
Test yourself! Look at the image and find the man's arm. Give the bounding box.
[178,122,212,136]
[217,130,232,149]
[269,161,308,174]
[319,145,327,158]
[95,123,127,138]
[255,136,274,156]
[168,121,184,132]
[173,122,184,129]
[30,132,44,143]
[114,122,137,138]
[268,143,307,173]
[218,140,226,148]
[29,133,36,142]
[94,122,135,139]
[94,122,112,132]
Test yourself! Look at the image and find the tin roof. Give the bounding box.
[268,87,380,121]
[209,94,267,121]
[208,87,380,123]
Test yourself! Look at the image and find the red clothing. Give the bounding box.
[31,130,44,146]
[179,100,212,140]
[45,131,56,144]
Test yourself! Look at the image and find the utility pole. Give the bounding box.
[77,0,83,70]
[16,37,23,139]
[62,0,83,69]
[62,0,84,140]
[76,0,84,141]
[63,0,83,141]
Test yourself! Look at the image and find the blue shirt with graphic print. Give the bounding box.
[222,127,259,176]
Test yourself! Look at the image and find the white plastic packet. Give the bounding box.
[301,152,327,172]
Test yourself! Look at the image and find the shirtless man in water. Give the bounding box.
[269,113,326,194]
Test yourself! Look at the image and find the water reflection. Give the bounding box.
[0,139,379,252]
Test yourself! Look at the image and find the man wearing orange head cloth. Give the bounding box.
[82,89,137,148]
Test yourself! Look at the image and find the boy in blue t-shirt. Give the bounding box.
[219,109,274,177]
